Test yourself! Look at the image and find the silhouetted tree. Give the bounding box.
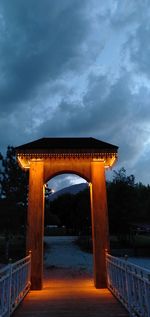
[49,188,91,234]
[107,168,142,245]
[0,146,28,235]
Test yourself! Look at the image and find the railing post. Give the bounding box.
[124,256,132,316]
[105,249,109,287]
[8,258,12,317]
[145,274,150,317]
[29,250,32,286]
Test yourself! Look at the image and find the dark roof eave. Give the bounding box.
[15,137,118,153]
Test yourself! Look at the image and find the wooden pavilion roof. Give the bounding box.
[16,137,118,154]
[16,137,118,169]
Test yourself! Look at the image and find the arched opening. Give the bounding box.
[45,173,90,233]
[43,173,93,284]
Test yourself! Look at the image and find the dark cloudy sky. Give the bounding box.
[0,0,150,189]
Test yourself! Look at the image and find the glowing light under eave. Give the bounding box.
[17,153,117,170]
[17,156,30,170]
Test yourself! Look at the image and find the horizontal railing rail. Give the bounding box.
[0,253,31,317]
[106,253,150,317]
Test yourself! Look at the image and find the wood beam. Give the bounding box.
[27,160,44,290]
[90,161,110,288]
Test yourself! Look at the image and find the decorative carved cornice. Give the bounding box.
[17,152,118,170]
[17,152,117,159]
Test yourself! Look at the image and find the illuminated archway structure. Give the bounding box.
[16,137,118,290]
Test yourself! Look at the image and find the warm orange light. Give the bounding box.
[93,154,117,169]
[110,155,117,167]
[17,152,117,171]
[93,158,104,162]
[30,277,110,299]
[17,156,30,169]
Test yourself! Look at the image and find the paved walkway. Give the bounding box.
[13,237,129,317]
[44,236,93,272]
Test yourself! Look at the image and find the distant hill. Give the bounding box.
[49,183,88,201]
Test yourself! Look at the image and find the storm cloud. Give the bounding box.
[0,0,150,188]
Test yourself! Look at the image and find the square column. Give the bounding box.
[27,160,45,290]
[90,161,110,288]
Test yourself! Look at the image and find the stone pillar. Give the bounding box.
[90,161,110,288]
[27,160,45,290]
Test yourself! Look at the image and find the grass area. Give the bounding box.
[44,227,76,236]
[76,234,150,255]
[133,234,150,247]
[44,227,67,236]
[75,236,93,253]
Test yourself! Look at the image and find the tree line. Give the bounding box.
[0,147,150,240]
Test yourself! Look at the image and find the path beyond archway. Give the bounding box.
[44,236,93,276]
[16,137,118,290]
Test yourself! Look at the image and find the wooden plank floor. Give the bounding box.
[13,268,129,317]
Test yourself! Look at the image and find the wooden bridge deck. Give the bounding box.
[13,268,129,317]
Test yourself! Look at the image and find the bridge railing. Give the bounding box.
[106,253,150,317]
[0,253,31,317]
